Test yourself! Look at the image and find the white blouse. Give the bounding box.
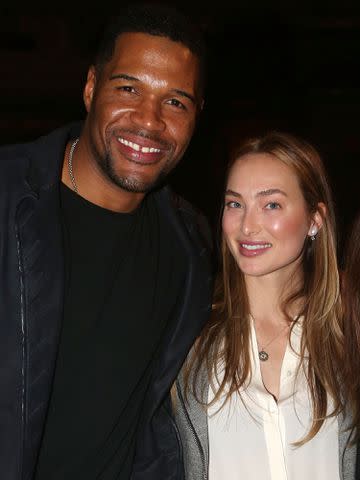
[208,321,340,480]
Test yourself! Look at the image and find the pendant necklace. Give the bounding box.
[251,315,290,362]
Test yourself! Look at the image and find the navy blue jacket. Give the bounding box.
[0,123,213,480]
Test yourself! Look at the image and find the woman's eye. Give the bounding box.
[226,200,241,208]
[265,202,280,210]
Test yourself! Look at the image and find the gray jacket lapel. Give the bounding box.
[339,409,357,480]
[175,361,209,480]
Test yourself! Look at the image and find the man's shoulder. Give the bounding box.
[0,141,29,161]
[0,134,51,187]
[0,128,55,168]
[168,189,213,253]
[169,190,198,215]
[0,141,32,186]
[0,122,82,187]
[0,122,81,163]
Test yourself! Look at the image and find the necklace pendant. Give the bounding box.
[259,350,269,361]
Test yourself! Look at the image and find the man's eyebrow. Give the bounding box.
[109,73,139,82]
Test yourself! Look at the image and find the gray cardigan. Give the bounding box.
[173,363,357,480]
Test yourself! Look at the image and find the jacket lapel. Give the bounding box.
[15,123,81,479]
[338,410,357,480]
[131,187,213,479]
[16,184,64,479]
[178,358,209,473]
[143,186,213,416]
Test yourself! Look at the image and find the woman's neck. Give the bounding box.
[245,270,303,325]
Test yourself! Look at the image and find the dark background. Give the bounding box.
[1,2,360,252]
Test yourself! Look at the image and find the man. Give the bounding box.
[0,4,212,479]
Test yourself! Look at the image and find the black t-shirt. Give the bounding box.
[35,184,186,479]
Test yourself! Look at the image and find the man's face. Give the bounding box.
[83,32,202,193]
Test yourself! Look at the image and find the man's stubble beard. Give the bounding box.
[96,147,177,193]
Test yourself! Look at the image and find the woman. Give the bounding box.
[173,132,358,479]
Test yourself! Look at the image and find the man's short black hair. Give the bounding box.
[94,2,207,95]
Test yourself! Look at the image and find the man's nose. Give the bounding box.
[129,98,166,132]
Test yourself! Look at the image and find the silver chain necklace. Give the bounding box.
[68,137,79,193]
[251,314,290,362]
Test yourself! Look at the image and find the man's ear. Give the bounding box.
[83,66,96,113]
[307,202,326,238]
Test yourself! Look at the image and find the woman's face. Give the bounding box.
[222,152,320,282]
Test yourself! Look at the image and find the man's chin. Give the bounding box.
[110,174,165,194]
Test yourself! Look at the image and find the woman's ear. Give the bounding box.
[307,202,326,238]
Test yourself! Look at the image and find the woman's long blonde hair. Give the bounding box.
[186,131,344,444]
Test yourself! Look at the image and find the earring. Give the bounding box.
[310,227,317,241]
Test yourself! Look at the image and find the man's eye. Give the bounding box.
[167,98,186,109]
[116,85,136,93]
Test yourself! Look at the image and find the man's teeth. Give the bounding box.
[241,243,271,250]
[117,137,161,153]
